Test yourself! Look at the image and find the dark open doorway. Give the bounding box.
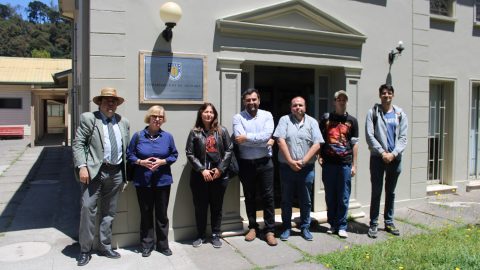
[245,65,315,211]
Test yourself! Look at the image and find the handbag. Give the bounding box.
[226,133,240,178]
[228,147,240,178]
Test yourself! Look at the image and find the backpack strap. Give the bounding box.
[373,104,402,126]
[372,104,379,127]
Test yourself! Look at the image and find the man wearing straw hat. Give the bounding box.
[73,87,130,266]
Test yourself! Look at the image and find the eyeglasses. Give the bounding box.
[151,115,164,119]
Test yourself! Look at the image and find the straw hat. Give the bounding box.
[92,87,125,105]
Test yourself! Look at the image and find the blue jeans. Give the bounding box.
[322,163,351,231]
[279,163,315,230]
[369,156,402,226]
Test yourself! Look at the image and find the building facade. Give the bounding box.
[0,57,71,145]
[59,0,480,246]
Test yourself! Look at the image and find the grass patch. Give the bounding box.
[312,224,480,270]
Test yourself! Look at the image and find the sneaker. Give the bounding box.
[141,247,153,257]
[326,226,337,235]
[301,228,313,241]
[192,238,205,247]
[211,234,222,248]
[280,229,290,241]
[245,228,256,241]
[158,248,172,256]
[338,230,348,239]
[385,224,400,236]
[367,225,378,239]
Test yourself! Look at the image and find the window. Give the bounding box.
[0,98,22,109]
[318,76,329,114]
[476,0,480,22]
[428,84,446,183]
[428,81,453,184]
[469,84,480,178]
[47,104,64,117]
[430,0,454,17]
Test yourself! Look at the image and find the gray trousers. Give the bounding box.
[79,164,123,253]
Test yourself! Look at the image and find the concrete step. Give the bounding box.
[427,184,458,196]
[466,180,480,192]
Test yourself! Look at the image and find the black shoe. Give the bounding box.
[141,247,153,257]
[158,248,172,256]
[77,252,91,266]
[99,249,121,259]
[385,224,400,236]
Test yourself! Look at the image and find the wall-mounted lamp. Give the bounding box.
[388,41,404,64]
[159,2,182,42]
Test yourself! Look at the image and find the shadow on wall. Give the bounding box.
[430,20,455,32]
[171,162,196,241]
[473,27,480,37]
[152,30,172,53]
[351,0,386,6]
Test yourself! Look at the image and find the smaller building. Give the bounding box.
[0,57,72,145]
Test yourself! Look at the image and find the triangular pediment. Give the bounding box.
[217,0,366,47]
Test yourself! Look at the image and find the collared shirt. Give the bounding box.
[232,109,274,159]
[273,113,324,164]
[100,112,123,165]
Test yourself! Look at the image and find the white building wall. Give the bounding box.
[83,0,417,245]
[0,86,32,135]
[77,0,480,246]
[428,1,480,184]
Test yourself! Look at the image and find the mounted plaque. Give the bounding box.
[139,51,207,104]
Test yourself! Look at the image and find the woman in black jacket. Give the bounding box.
[185,102,233,248]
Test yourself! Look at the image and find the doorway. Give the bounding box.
[245,65,315,210]
[428,81,453,185]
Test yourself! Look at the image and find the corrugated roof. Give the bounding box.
[0,57,71,84]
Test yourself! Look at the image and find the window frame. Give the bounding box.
[0,98,22,109]
[475,0,480,26]
[469,82,480,179]
[430,0,457,23]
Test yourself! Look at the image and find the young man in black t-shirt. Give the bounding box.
[318,90,359,239]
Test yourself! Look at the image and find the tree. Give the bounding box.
[31,48,51,58]
[27,1,49,24]
[0,4,13,19]
[0,1,71,58]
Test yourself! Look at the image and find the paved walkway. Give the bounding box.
[0,138,479,269]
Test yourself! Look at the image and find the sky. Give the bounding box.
[0,0,57,19]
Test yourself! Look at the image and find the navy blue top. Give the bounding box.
[126,128,178,187]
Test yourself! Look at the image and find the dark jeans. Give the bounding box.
[322,163,352,231]
[238,157,275,233]
[279,163,315,230]
[135,185,171,250]
[190,172,228,238]
[79,164,123,253]
[369,155,402,226]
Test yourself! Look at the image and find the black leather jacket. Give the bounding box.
[185,126,233,174]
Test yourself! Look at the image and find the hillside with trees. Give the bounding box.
[0,1,71,58]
